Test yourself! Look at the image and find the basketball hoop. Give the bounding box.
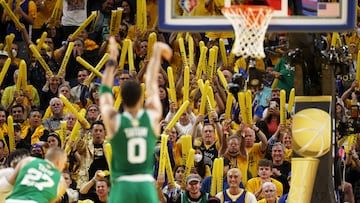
[222,5,273,58]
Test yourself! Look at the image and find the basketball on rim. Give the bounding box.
[291,108,331,158]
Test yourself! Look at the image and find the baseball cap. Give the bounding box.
[30,143,43,153]
[186,174,201,184]
[207,197,220,203]
[13,123,21,131]
[0,50,8,57]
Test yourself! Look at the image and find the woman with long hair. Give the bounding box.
[119,0,135,27]
[257,98,281,139]
[159,85,170,120]
[88,84,100,107]
[192,146,211,179]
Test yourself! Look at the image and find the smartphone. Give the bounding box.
[270,101,277,109]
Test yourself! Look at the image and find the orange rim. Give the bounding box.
[222,5,273,27]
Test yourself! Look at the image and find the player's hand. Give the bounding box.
[101,37,119,88]
[102,62,117,88]
[152,42,172,62]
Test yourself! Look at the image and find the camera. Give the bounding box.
[228,72,245,101]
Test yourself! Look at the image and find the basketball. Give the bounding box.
[292,108,331,157]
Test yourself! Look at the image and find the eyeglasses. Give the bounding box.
[51,103,62,106]
[88,108,98,112]
[264,190,275,193]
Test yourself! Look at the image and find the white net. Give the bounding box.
[222,6,273,58]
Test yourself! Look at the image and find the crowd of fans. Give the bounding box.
[0,0,360,202]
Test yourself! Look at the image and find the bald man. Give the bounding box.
[216,168,257,203]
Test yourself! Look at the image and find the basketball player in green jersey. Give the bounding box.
[99,37,172,203]
[5,147,68,203]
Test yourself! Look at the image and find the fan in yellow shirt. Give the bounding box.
[246,159,283,201]
[256,182,279,203]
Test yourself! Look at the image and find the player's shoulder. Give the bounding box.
[16,157,36,170]
[22,157,36,165]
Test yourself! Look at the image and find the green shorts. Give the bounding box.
[108,181,158,203]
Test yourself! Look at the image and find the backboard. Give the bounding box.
[158,0,356,32]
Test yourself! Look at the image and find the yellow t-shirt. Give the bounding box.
[247,143,266,178]
[284,148,292,162]
[190,0,212,16]
[18,120,30,138]
[246,177,283,200]
[173,141,183,167]
[126,25,153,41]
[21,125,46,145]
[257,197,279,203]
[205,0,234,39]
[224,153,249,186]
[33,0,56,29]
[1,85,40,108]
[146,0,158,29]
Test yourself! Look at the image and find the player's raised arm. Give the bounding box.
[145,42,172,135]
[99,37,119,139]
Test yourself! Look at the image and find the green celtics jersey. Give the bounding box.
[110,110,157,179]
[7,158,61,203]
